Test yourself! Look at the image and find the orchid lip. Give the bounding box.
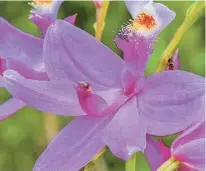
[117,13,158,40]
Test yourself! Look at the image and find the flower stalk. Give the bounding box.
[94,0,110,40]
[125,154,137,171]
[92,147,108,162]
[156,1,205,72]
[157,157,180,171]
[43,113,59,144]
[84,148,108,171]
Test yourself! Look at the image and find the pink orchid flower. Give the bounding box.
[146,118,205,171]
[29,0,77,37]
[125,0,176,37]
[2,1,205,171]
[171,119,205,171]
[145,136,171,171]
[0,0,77,121]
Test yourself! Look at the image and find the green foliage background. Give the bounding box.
[0,1,205,171]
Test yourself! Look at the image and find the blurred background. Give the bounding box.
[0,1,205,171]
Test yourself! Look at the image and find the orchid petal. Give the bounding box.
[125,0,175,36]
[180,167,191,171]
[30,6,77,37]
[159,139,171,163]
[152,3,176,34]
[174,138,205,170]
[0,75,4,87]
[64,14,77,25]
[138,70,204,135]
[33,116,108,171]
[102,97,147,160]
[145,136,170,171]
[5,58,48,81]
[0,98,26,121]
[30,0,64,19]
[44,20,123,88]
[3,70,84,116]
[0,56,7,75]
[29,14,52,38]
[29,0,64,36]
[125,0,152,18]
[172,120,205,152]
[145,136,162,171]
[0,17,43,70]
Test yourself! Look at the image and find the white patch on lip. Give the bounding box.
[29,0,58,19]
[33,0,53,5]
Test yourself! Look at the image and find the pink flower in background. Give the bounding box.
[145,136,170,171]
[0,0,77,121]
[2,1,204,171]
[125,0,176,37]
[0,18,45,120]
[145,119,205,171]
[171,120,205,171]
[29,0,77,37]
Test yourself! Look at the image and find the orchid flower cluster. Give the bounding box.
[0,1,205,171]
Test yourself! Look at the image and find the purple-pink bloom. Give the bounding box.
[29,0,77,37]
[145,136,170,171]
[125,0,176,37]
[0,18,45,120]
[0,0,77,121]
[145,118,205,171]
[1,1,205,171]
[171,119,205,170]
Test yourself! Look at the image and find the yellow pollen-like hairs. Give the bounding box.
[33,0,53,5]
[127,12,156,31]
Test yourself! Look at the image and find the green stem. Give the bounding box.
[125,154,137,171]
[94,0,110,40]
[84,162,95,171]
[84,147,108,171]
[43,113,59,144]
[94,156,108,171]
[92,147,107,162]
[84,156,108,171]
[164,161,180,171]
[156,1,205,72]
[157,157,180,171]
